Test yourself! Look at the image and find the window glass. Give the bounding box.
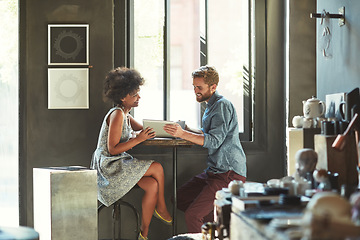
[169,0,201,127]
[133,0,164,122]
[207,0,248,132]
[0,0,19,226]
[133,0,249,133]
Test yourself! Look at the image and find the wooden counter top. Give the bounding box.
[141,138,195,147]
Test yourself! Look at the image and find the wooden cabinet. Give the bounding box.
[314,134,359,187]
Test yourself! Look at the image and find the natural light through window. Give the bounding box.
[169,0,201,127]
[207,0,248,132]
[133,0,164,122]
[0,0,19,227]
[132,0,249,132]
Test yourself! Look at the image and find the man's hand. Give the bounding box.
[164,123,205,146]
[163,123,184,138]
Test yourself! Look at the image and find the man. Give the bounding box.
[164,65,247,233]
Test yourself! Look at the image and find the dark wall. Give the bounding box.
[20,0,113,227]
[317,0,360,100]
[20,0,288,239]
[19,1,207,239]
[243,0,287,182]
[288,0,316,122]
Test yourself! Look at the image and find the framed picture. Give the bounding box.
[48,24,89,65]
[48,68,89,109]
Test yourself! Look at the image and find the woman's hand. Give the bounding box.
[163,123,184,138]
[136,127,156,142]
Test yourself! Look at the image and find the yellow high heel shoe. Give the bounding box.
[153,209,173,225]
[138,232,148,240]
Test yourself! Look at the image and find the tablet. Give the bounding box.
[143,119,184,138]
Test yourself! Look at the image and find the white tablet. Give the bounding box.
[143,119,185,138]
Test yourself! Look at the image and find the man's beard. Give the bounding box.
[196,91,211,103]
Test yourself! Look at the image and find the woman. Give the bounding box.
[91,67,172,240]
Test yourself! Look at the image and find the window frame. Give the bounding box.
[114,0,267,147]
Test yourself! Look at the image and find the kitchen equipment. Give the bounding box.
[264,187,289,196]
[316,117,326,128]
[339,88,360,121]
[280,177,296,195]
[333,120,340,135]
[302,118,314,128]
[241,204,305,220]
[278,194,301,206]
[267,179,280,188]
[341,184,358,199]
[228,180,245,196]
[321,121,335,135]
[352,104,360,131]
[292,116,304,128]
[339,121,349,134]
[303,96,326,119]
[332,113,358,151]
[201,222,216,240]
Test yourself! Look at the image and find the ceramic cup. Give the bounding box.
[296,178,312,195]
[228,180,245,196]
[316,117,326,128]
[332,120,340,135]
[280,177,296,195]
[321,121,335,135]
[292,116,304,128]
[302,118,314,129]
[267,179,280,188]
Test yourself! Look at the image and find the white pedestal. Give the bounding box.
[33,166,97,240]
[287,128,321,175]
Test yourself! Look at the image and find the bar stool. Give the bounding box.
[98,197,140,240]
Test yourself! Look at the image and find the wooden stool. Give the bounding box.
[98,198,140,240]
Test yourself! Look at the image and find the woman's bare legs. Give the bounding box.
[137,162,172,238]
[137,176,158,237]
[143,162,172,221]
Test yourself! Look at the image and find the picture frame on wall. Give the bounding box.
[48,24,89,65]
[48,68,89,109]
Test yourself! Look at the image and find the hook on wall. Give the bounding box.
[310,7,345,26]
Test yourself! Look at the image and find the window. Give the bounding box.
[168,0,201,127]
[0,0,19,227]
[126,0,254,140]
[133,0,164,121]
[117,0,287,183]
[207,0,249,133]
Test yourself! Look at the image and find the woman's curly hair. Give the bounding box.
[103,67,144,106]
